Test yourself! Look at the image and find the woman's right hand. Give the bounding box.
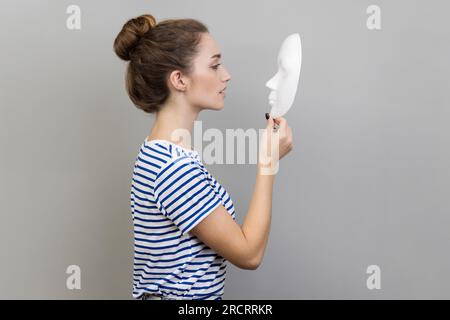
[258,115,294,172]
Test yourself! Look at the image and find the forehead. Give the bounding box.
[197,33,221,61]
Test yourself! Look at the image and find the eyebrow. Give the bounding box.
[210,53,222,60]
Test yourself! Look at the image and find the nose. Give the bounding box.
[222,66,232,82]
[265,75,276,90]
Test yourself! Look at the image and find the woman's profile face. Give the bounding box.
[186,33,232,110]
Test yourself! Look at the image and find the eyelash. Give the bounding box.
[212,63,221,70]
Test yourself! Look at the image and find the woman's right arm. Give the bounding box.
[190,116,293,270]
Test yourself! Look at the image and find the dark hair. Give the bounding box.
[113,14,209,113]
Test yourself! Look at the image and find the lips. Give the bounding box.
[219,86,227,93]
[268,91,276,104]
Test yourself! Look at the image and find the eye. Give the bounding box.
[212,63,221,70]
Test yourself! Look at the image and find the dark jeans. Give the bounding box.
[141,293,175,300]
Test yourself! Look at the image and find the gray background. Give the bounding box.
[1,0,449,299]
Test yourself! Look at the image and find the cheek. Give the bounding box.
[193,72,218,96]
[276,79,288,95]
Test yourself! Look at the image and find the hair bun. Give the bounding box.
[114,14,157,61]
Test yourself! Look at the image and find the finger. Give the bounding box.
[277,119,289,134]
[266,115,274,128]
[287,127,293,142]
[273,117,286,126]
[273,120,280,131]
[277,119,289,135]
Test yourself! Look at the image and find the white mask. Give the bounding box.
[265,33,302,118]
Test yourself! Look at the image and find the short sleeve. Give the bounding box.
[153,156,223,236]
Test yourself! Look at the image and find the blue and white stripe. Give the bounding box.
[130,138,236,300]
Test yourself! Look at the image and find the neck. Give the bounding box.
[148,99,199,150]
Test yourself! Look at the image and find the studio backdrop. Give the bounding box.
[1,0,449,299]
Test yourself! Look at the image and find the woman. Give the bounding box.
[113,14,293,300]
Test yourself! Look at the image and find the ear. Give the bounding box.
[168,70,188,92]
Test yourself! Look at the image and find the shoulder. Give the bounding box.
[141,141,178,172]
[155,154,204,184]
[141,140,207,187]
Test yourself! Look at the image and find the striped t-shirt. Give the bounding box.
[130,138,236,300]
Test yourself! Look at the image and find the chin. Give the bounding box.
[212,100,225,110]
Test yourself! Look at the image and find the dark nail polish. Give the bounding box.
[265,113,270,120]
